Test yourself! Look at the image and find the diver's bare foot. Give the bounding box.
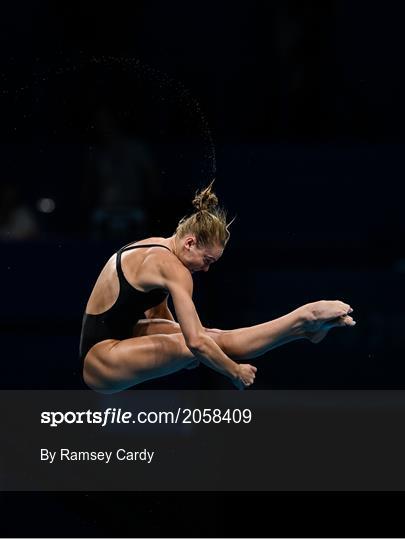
[299,300,356,343]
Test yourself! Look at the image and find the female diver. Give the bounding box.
[80,181,355,393]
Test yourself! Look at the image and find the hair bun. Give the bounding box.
[192,179,218,213]
[175,179,235,247]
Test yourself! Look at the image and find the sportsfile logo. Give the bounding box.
[41,408,134,427]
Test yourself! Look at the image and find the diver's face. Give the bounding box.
[182,236,223,273]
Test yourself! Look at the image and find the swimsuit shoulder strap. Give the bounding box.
[116,243,173,284]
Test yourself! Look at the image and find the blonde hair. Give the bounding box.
[175,180,235,248]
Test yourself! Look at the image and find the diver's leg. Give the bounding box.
[130,302,354,364]
[83,332,196,393]
[131,316,303,361]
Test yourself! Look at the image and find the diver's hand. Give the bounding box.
[232,363,257,390]
[300,300,356,344]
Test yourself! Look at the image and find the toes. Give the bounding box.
[338,301,353,315]
[335,315,356,327]
[342,315,356,326]
[326,314,351,326]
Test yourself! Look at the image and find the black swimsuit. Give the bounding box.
[79,242,172,362]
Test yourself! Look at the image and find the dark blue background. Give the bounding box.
[1,1,404,536]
